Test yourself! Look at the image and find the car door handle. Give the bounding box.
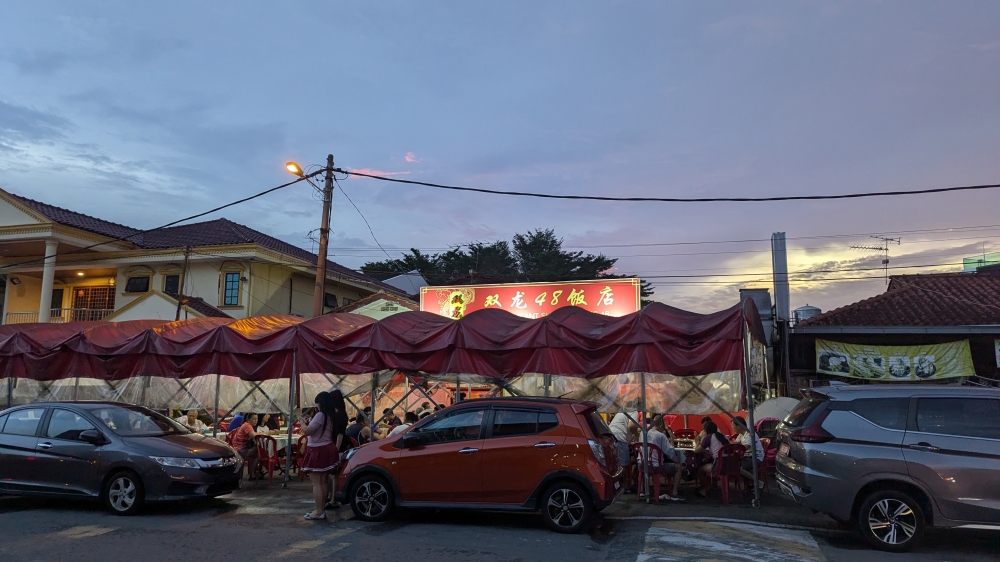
[909,442,939,452]
[458,448,479,454]
[534,442,556,448]
[37,442,53,449]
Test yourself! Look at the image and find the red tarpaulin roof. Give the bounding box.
[0,301,765,381]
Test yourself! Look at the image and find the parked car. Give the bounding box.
[0,401,242,515]
[335,397,623,533]
[775,384,1000,552]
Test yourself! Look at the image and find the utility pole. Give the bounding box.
[174,246,191,321]
[312,154,335,318]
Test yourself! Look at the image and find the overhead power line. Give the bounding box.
[342,169,1000,203]
[0,173,320,272]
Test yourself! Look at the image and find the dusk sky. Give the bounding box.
[2,1,998,313]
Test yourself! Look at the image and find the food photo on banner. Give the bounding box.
[815,339,976,381]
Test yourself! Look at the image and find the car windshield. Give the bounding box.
[91,405,188,437]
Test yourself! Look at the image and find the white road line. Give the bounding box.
[608,515,842,533]
[635,520,825,562]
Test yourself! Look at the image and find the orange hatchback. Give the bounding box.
[335,397,623,532]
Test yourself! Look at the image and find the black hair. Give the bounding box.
[704,420,721,436]
[404,411,419,424]
[315,392,334,438]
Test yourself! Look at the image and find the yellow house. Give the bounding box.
[0,189,411,324]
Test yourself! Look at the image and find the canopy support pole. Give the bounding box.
[455,375,461,403]
[212,374,221,438]
[640,372,650,504]
[283,352,297,487]
[6,378,12,409]
[73,377,80,401]
[744,322,761,508]
[543,374,551,397]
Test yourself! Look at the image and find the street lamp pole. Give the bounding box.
[312,154,335,318]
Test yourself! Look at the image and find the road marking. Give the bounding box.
[272,528,355,559]
[58,526,116,539]
[608,515,841,533]
[636,520,825,562]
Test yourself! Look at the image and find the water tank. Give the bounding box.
[794,305,821,324]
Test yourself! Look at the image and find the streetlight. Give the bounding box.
[286,155,335,318]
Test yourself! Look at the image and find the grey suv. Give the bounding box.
[776,384,1000,552]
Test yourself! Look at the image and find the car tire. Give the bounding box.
[857,490,925,552]
[103,470,144,516]
[349,474,394,522]
[540,481,593,534]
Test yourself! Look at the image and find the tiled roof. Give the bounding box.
[142,218,403,294]
[333,291,419,314]
[165,292,233,319]
[5,191,404,296]
[8,193,142,241]
[798,273,1000,327]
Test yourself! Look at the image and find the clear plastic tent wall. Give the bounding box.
[1,300,767,420]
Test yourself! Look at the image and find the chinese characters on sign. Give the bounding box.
[420,279,641,319]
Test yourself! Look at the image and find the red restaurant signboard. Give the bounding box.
[420,278,641,319]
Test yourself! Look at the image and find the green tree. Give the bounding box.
[361,229,655,304]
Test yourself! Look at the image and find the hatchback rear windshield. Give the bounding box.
[785,398,827,427]
[585,410,614,439]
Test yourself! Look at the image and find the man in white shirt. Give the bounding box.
[175,409,207,433]
[638,416,685,502]
[388,411,419,437]
[733,415,765,488]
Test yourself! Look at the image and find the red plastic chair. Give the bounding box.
[674,429,697,440]
[709,443,746,505]
[293,435,309,481]
[631,443,673,503]
[254,435,281,485]
[217,421,229,432]
[224,431,235,447]
[349,437,360,449]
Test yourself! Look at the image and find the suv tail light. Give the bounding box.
[789,409,834,444]
[587,439,607,467]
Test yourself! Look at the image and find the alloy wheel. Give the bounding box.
[356,481,389,518]
[546,488,585,529]
[868,498,917,545]
[109,476,137,512]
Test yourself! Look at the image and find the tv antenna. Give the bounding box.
[851,235,901,284]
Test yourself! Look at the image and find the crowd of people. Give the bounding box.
[610,411,765,502]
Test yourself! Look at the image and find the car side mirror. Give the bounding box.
[399,433,425,449]
[79,429,109,446]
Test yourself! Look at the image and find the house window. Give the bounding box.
[124,276,150,293]
[163,274,180,295]
[324,293,338,308]
[341,297,353,306]
[223,272,241,306]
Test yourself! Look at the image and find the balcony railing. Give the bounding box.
[5,308,116,325]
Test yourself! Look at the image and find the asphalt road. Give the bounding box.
[0,490,996,562]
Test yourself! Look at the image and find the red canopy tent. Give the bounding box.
[0,301,765,382]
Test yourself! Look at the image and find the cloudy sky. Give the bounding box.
[1,1,998,313]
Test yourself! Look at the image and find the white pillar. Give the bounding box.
[38,239,58,323]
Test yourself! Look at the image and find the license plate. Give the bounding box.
[779,443,790,456]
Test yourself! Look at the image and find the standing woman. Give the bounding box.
[325,389,350,509]
[299,392,344,520]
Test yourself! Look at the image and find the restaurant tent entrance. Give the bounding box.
[0,300,767,500]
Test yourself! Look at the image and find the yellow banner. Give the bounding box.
[816,339,975,381]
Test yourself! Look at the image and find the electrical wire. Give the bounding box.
[341,169,1000,203]
[0,173,319,272]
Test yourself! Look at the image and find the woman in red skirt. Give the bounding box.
[300,391,347,520]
